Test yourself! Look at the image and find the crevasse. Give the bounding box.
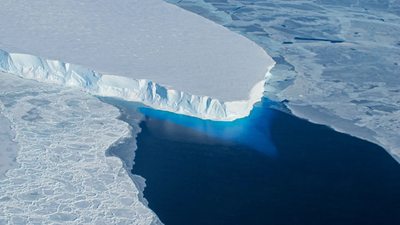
[0,49,274,121]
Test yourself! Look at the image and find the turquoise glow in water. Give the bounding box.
[103,96,400,225]
[138,99,277,156]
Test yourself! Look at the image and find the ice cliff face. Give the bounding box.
[0,49,274,121]
[0,0,274,104]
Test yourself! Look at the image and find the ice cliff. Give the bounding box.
[0,0,274,121]
[0,49,274,121]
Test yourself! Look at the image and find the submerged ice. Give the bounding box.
[166,0,400,163]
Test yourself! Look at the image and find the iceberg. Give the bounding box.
[0,0,274,121]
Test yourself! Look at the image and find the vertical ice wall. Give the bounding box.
[0,0,274,111]
[0,49,274,121]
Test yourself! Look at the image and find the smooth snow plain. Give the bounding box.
[0,0,274,121]
[166,0,400,163]
[0,71,161,224]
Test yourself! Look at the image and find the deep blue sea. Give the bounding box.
[105,97,400,225]
[103,1,400,224]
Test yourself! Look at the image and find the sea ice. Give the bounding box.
[0,72,161,224]
[0,113,19,180]
[167,0,400,163]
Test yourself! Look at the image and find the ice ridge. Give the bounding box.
[0,49,274,121]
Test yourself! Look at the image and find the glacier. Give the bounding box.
[0,0,274,121]
[1,0,398,223]
[0,49,273,121]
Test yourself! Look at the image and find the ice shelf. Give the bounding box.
[0,49,272,121]
[0,0,274,121]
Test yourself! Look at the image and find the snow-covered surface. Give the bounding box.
[0,0,276,223]
[166,0,400,162]
[0,72,161,224]
[0,0,273,105]
[0,49,272,121]
[0,112,19,180]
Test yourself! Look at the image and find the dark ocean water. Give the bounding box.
[105,98,400,225]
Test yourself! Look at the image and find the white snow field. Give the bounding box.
[166,0,400,163]
[0,0,274,121]
[0,71,161,224]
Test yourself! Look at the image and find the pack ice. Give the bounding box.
[0,72,162,224]
[167,0,400,163]
[0,0,274,121]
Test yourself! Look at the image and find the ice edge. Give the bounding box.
[0,49,274,121]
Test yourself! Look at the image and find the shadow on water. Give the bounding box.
[103,97,400,225]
